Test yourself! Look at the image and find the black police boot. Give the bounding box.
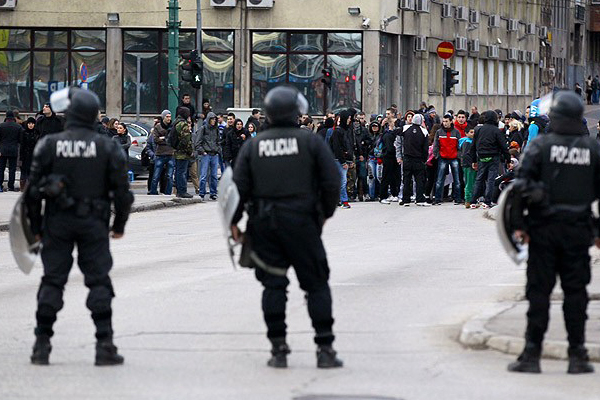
[317,345,343,369]
[567,346,594,374]
[95,338,124,366]
[267,338,290,368]
[507,342,541,373]
[30,335,52,365]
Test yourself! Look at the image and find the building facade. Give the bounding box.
[0,0,552,118]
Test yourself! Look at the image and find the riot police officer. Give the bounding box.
[507,90,600,374]
[26,88,134,366]
[231,86,343,368]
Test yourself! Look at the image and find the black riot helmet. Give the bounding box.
[51,87,100,129]
[549,90,584,121]
[264,86,309,127]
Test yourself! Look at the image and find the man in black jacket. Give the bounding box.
[0,110,24,191]
[507,90,600,374]
[469,110,510,208]
[26,88,133,366]
[379,118,400,204]
[400,114,429,206]
[231,86,342,369]
[36,103,64,138]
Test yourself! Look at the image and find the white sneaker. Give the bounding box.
[391,196,399,202]
[416,202,431,207]
[380,199,391,205]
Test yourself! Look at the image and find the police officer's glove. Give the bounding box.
[231,225,244,243]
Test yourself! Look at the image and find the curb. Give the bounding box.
[129,197,205,213]
[459,301,600,361]
[0,197,205,232]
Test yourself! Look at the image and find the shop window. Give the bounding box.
[0,29,107,112]
[251,31,362,114]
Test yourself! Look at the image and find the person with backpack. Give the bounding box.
[172,107,194,198]
[149,110,174,195]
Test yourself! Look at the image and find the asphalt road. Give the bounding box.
[1,203,599,399]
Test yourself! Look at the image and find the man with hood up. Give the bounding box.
[468,110,510,208]
[196,111,221,200]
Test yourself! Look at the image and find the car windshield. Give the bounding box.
[127,124,146,137]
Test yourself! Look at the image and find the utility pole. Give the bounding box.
[196,0,203,114]
[442,60,447,115]
[167,0,180,113]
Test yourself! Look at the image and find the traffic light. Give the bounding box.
[444,66,459,96]
[191,58,203,89]
[321,67,332,89]
[180,50,197,83]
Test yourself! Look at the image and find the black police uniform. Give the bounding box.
[232,86,342,368]
[508,91,600,374]
[26,88,133,366]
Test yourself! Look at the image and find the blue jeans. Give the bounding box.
[435,158,461,202]
[175,159,189,195]
[150,155,174,195]
[337,162,349,202]
[368,158,379,199]
[199,154,219,196]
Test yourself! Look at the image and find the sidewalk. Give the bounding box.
[0,191,205,232]
[461,208,600,361]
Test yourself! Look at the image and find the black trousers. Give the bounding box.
[525,223,591,348]
[0,155,17,190]
[425,158,438,199]
[249,208,335,346]
[36,211,115,340]
[379,158,399,199]
[402,157,426,203]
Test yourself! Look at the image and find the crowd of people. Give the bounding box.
[1,91,593,206]
[0,101,135,192]
[308,101,568,210]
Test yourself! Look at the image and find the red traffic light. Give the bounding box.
[352,75,356,81]
[345,76,350,83]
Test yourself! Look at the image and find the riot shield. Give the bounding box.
[217,167,241,268]
[496,184,528,265]
[9,195,41,274]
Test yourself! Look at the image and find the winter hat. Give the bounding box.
[428,108,436,115]
[161,109,172,119]
[101,116,110,124]
[26,117,36,125]
[412,114,423,126]
[5,110,14,119]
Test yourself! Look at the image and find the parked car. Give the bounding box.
[122,121,152,178]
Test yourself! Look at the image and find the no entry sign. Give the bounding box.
[437,42,455,60]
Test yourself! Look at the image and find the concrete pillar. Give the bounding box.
[362,31,380,115]
[105,27,123,118]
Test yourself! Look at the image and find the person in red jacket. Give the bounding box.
[454,110,469,138]
[432,114,462,205]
